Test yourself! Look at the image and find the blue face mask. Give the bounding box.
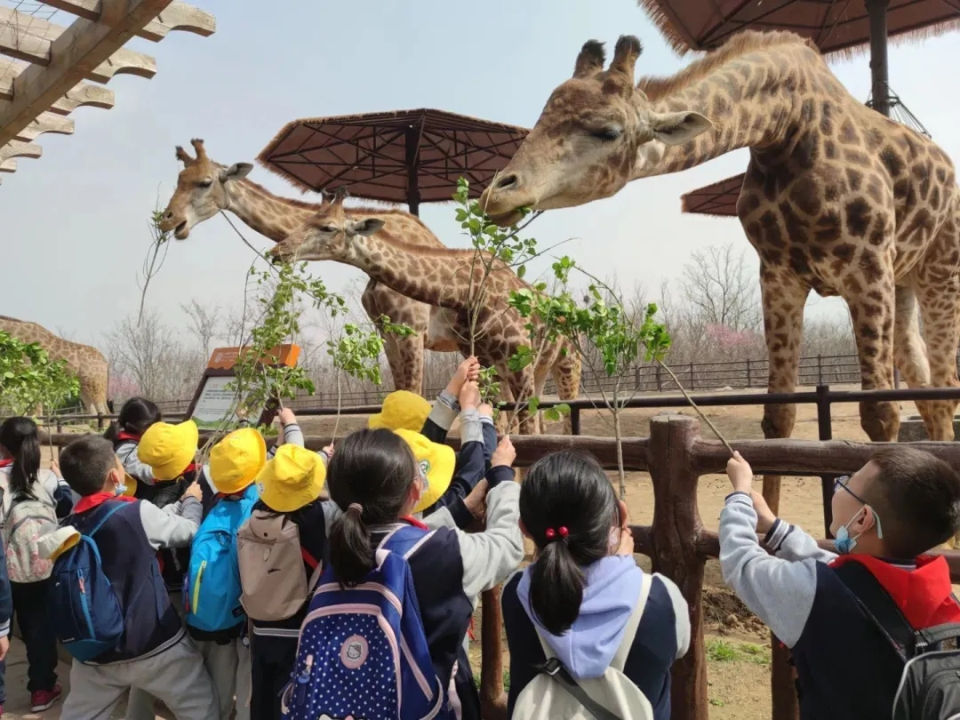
[834,506,883,554]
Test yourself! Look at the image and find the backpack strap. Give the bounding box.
[611,572,652,670]
[87,502,129,539]
[834,560,917,660]
[537,658,622,720]
[915,622,960,651]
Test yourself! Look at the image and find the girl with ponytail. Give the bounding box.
[502,451,690,720]
[324,388,523,720]
[0,417,74,712]
[103,397,161,499]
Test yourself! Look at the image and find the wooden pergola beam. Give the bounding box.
[0,140,42,163]
[0,159,16,172]
[0,60,115,113]
[0,0,172,147]
[0,7,156,82]
[39,1,215,42]
[15,112,74,141]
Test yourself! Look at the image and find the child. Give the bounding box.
[245,441,331,720]
[721,447,960,719]
[502,450,690,719]
[0,526,12,718]
[317,422,521,719]
[137,418,199,509]
[0,417,74,713]
[53,435,217,720]
[103,397,161,500]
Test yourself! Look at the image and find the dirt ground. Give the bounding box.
[39,386,944,719]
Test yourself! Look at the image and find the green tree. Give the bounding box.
[0,331,80,416]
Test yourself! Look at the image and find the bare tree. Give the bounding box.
[106,311,200,401]
[681,244,761,333]
[181,300,222,361]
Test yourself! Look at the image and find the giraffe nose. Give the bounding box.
[163,209,174,220]
[496,173,518,190]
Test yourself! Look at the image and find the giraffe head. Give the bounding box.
[479,36,711,225]
[159,139,253,239]
[270,190,382,264]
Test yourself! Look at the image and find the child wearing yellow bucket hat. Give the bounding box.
[137,419,201,509]
[184,426,267,720]
[369,357,480,443]
[241,432,332,720]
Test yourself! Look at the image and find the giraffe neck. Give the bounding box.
[344,227,515,310]
[223,180,322,242]
[632,38,835,178]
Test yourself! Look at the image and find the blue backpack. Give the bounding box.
[281,525,445,720]
[51,502,128,662]
[185,483,258,633]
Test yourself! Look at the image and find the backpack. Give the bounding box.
[512,571,655,720]
[237,510,323,622]
[50,502,128,662]
[184,483,259,633]
[837,561,960,720]
[4,493,58,583]
[280,525,444,720]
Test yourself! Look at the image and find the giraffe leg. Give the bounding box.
[361,280,428,394]
[892,286,938,438]
[843,271,899,442]
[383,332,425,394]
[915,273,960,441]
[550,344,582,435]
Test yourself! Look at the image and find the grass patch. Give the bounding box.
[707,638,770,666]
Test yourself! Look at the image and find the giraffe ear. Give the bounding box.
[220,163,253,182]
[648,110,712,146]
[350,218,385,237]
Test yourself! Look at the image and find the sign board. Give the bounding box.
[185,344,301,430]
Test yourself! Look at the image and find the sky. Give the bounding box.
[2,0,960,348]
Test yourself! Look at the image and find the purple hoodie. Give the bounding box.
[516,555,647,677]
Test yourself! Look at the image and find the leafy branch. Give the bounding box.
[0,332,80,417]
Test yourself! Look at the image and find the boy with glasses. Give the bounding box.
[720,447,960,719]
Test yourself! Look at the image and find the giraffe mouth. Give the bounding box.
[174,221,189,239]
[487,209,526,227]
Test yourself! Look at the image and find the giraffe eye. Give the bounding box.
[197,179,213,188]
[590,126,622,141]
[320,225,337,233]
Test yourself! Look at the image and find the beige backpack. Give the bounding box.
[512,572,655,720]
[236,510,322,622]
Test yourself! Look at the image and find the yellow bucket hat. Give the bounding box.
[368,390,431,432]
[393,428,455,514]
[138,420,199,482]
[210,428,267,495]
[257,444,327,513]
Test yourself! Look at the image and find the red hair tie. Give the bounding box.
[544,526,569,542]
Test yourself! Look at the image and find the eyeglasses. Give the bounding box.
[833,476,867,503]
[833,475,884,539]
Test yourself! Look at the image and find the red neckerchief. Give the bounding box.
[831,554,960,628]
[401,515,428,530]
[0,458,12,469]
[115,432,142,443]
[73,492,137,514]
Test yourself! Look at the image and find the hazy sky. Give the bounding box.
[2,1,959,348]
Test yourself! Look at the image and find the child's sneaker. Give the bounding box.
[30,685,62,712]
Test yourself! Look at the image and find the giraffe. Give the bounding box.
[268,193,583,435]
[0,315,110,415]
[158,139,460,395]
[479,31,960,452]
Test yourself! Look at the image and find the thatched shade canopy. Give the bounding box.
[258,109,528,215]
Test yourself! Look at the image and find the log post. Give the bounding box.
[479,586,507,720]
[648,415,708,720]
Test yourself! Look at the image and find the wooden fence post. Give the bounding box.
[655,363,663,391]
[648,415,708,720]
[746,358,752,387]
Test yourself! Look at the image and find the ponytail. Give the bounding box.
[0,417,41,500]
[105,397,161,446]
[520,450,620,636]
[329,503,376,587]
[529,538,585,635]
[326,429,417,588]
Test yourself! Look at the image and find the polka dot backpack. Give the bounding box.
[280,525,445,720]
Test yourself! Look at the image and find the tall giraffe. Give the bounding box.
[0,316,109,415]
[158,139,459,395]
[480,31,960,449]
[269,194,583,434]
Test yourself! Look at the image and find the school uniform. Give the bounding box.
[0,465,73,699]
[502,556,690,720]
[57,494,218,720]
[719,491,960,720]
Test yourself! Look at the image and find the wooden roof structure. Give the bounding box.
[638,0,960,217]
[258,109,529,215]
[0,0,215,185]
